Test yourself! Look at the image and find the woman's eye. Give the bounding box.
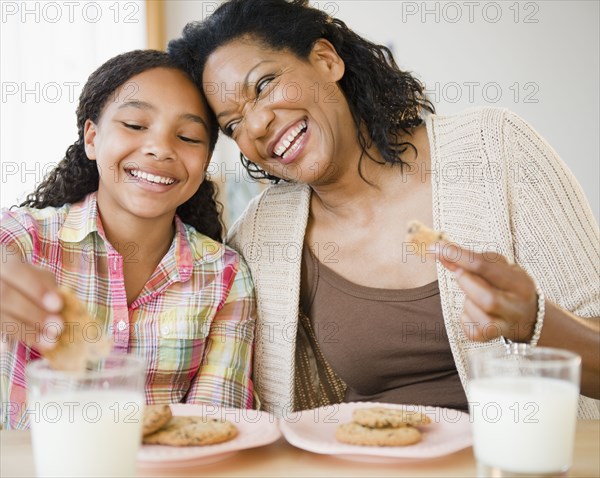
[122,122,145,130]
[256,76,275,96]
[224,121,240,137]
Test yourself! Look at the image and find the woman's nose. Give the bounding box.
[245,103,275,140]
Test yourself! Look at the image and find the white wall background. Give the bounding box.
[0,0,146,208]
[165,0,599,225]
[1,1,598,227]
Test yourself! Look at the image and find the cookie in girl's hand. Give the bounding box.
[42,287,112,372]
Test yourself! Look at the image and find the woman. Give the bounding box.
[169,0,599,418]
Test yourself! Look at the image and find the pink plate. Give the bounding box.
[137,404,281,468]
[279,402,472,462]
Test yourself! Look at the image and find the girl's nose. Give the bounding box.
[142,132,175,161]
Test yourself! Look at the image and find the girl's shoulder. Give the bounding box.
[182,222,241,266]
[1,203,71,233]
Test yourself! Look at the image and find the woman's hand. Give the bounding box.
[0,251,63,350]
[431,243,538,343]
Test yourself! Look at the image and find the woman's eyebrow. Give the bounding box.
[216,60,276,121]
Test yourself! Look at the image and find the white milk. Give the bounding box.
[469,376,579,474]
[29,389,144,478]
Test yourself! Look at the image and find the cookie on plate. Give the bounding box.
[405,220,449,257]
[143,416,238,446]
[142,405,173,437]
[335,422,422,447]
[352,407,432,428]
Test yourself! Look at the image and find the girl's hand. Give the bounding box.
[0,254,64,350]
[430,243,538,342]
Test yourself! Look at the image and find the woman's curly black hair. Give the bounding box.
[168,0,435,182]
[19,49,224,241]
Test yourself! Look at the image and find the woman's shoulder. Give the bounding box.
[427,106,513,129]
[226,183,311,244]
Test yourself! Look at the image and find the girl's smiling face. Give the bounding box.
[202,37,358,184]
[84,67,212,222]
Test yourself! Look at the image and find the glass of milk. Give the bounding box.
[468,344,581,477]
[27,353,145,478]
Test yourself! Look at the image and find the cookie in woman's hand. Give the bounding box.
[405,220,449,258]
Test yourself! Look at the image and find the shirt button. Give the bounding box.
[161,326,170,336]
[117,320,127,332]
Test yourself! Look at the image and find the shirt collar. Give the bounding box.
[171,216,193,283]
[57,192,213,284]
[58,192,100,243]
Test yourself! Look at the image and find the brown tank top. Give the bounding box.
[300,244,468,411]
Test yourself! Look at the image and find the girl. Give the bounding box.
[168,0,599,418]
[0,50,255,430]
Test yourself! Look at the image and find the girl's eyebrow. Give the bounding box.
[181,113,209,130]
[118,101,208,129]
[119,100,154,111]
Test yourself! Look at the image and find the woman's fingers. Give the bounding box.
[431,242,517,292]
[461,298,498,341]
[429,244,539,342]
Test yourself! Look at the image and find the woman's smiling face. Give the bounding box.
[202,37,358,184]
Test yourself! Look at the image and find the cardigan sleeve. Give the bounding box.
[501,110,599,318]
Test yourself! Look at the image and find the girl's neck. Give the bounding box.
[97,206,176,266]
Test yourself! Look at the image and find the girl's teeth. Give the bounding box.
[129,169,175,185]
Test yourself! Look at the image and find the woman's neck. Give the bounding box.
[310,124,430,219]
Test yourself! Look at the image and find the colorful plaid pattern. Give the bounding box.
[0,193,255,429]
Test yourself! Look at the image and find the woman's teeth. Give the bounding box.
[128,169,175,185]
[275,120,307,157]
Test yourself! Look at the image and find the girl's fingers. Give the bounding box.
[0,257,63,314]
[0,279,63,349]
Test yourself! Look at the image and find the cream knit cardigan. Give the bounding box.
[227,107,600,419]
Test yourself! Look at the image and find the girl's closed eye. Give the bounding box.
[122,122,147,131]
[178,135,203,144]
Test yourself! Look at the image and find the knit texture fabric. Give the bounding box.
[227,107,600,419]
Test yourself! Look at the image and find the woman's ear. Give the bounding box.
[83,119,97,160]
[309,38,345,82]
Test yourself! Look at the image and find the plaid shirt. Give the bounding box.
[0,193,255,429]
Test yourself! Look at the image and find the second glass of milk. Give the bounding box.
[468,343,580,478]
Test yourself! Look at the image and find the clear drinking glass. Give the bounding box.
[27,353,145,478]
[468,344,581,477]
